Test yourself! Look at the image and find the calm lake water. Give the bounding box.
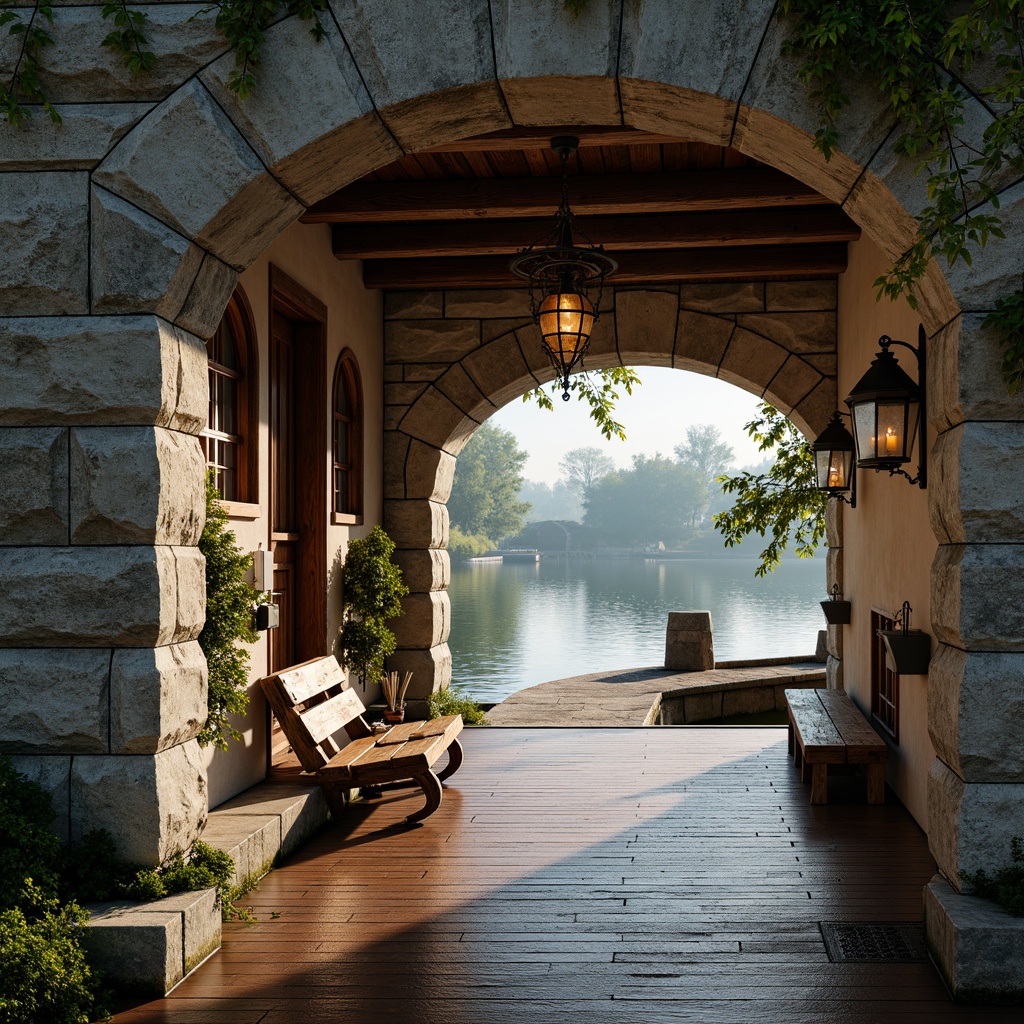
[447,556,826,704]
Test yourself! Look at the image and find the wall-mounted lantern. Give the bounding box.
[877,600,931,675]
[845,324,927,488]
[810,411,857,507]
[509,137,617,401]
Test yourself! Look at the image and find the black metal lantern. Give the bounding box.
[810,411,856,506]
[509,136,617,400]
[844,325,927,488]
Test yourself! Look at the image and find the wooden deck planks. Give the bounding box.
[111,728,1019,1023]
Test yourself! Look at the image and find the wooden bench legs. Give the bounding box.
[810,764,829,805]
[867,763,885,805]
[406,771,443,825]
[437,737,464,782]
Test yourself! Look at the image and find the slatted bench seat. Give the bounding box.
[261,655,464,825]
[784,688,887,805]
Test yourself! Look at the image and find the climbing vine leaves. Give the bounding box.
[0,2,58,126]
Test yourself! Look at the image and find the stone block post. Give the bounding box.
[665,611,715,671]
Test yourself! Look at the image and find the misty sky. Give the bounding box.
[489,367,772,486]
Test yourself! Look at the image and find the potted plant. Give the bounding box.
[337,526,409,694]
[820,583,852,625]
[380,670,413,724]
[877,600,932,675]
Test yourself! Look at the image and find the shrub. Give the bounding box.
[0,883,95,1024]
[199,474,262,750]
[427,684,488,726]
[446,525,493,562]
[0,758,62,911]
[961,837,1024,916]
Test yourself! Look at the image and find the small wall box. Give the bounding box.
[877,629,931,675]
[255,603,279,631]
[820,599,852,625]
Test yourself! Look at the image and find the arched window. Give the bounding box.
[201,287,258,504]
[332,350,363,518]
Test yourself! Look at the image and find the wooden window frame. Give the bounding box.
[332,348,364,524]
[201,285,259,509]
[870,608,899,742]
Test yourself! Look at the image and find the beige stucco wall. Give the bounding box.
[838,236,936,828]
[204,220,384,808]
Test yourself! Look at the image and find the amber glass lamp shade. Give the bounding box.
[538,289,595,368]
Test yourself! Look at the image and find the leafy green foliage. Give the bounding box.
[960,836,1024,916]
[198,474,261,750]
[448,423,532,540]
[584,454,701,548]
[100,2,155,73]
[446,524,494,562]
[0,883,94,1024]
[0,3,59,126]
[559,446,615,502]
[712,403,828,577]
[524,367,643,442]
[198,0,326,98]
[674,424,735,526]
[338,526,409,686]
[427,684,488,725]
[777,0,1024,390]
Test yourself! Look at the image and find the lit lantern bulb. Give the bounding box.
[538,290,595,361]
[885,427,898,453]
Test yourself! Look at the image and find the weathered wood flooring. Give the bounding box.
[112,728,1017,1023]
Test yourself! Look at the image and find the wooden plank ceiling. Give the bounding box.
[301,127,860,290]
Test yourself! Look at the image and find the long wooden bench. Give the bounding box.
[784,688,887,805]
[261,655,464,825]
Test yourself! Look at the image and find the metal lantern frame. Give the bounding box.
[810,410,857,507]
[508,136,618,400]
[845,324,927,489]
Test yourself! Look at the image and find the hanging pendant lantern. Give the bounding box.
[810,411,857,506]
[509,136,617,400]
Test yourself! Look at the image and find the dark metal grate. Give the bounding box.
[820,922,929,963]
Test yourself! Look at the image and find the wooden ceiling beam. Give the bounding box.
[331,206,860,260]
[302,169,824,223]
[361,244,849,290]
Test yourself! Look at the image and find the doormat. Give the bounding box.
[819,921,929,963]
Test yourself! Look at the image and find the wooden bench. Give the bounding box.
[261,655,464,825]
[784,688,887,805]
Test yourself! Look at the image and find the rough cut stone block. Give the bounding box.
[718,327,788,393]
[333,0,507,150]
[679,282,764,313]
[156,887,220,974]
[173,252,239,341]
[925,874,1024,1002]
[382,431,410,501]
[110,642,207,755]
[0,171,89,314]
[433,363,497,424]
[843,169,927,269]
[9,755,71,842]
[765,280,837,311]
[763,356,822,414]
[90,185,204,319]
[826,624,843,661]
[0,545,204,648]
[826,498,843,549]
[0,316,207,433]
[198,813,278,887]
[201,15,398,205]
[6,5,223,104]
[736,311,836,354]
[931,314,1024,432]
[931,422,1024,545]
[492,0,620,123]
[665,611,714,671]
[0,427,69,545]
[70,740,208,865]
[674,310,735,372]
[826,655,843,690]
[791,380,838,437]
[386,319,480,363]
[93,80,301,270]
[621,78,735,146]
[443,290,532,320]
[385,499,448,551]
[928,757,1024,884]
[0,648,109,754]
[0,103,151,171]
[683,690,722,723]
[385,291,444,319]
[932,544,1024,652]
[405,440,456,503]
[390,643,452,706]
[209,780,329,860]
[928,644,1024,783]
[392,548,450,594]
[81,908,183,994]
[616,290,679,365]
[70,426,205,545]
[462,333,534,409]
[826,547,843,596]
[399,387,479,455]
[721,685,775,717]
[393,591,450,649]
[402,363,449,384]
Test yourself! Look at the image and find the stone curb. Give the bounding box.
[83,777,331,994]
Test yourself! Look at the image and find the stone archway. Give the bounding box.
[1,3,1022,923]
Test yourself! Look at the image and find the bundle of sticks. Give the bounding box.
[380,670,413,712]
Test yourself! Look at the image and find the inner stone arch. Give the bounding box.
[383,280,838,707]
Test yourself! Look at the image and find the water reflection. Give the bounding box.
[448,556,826,703]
